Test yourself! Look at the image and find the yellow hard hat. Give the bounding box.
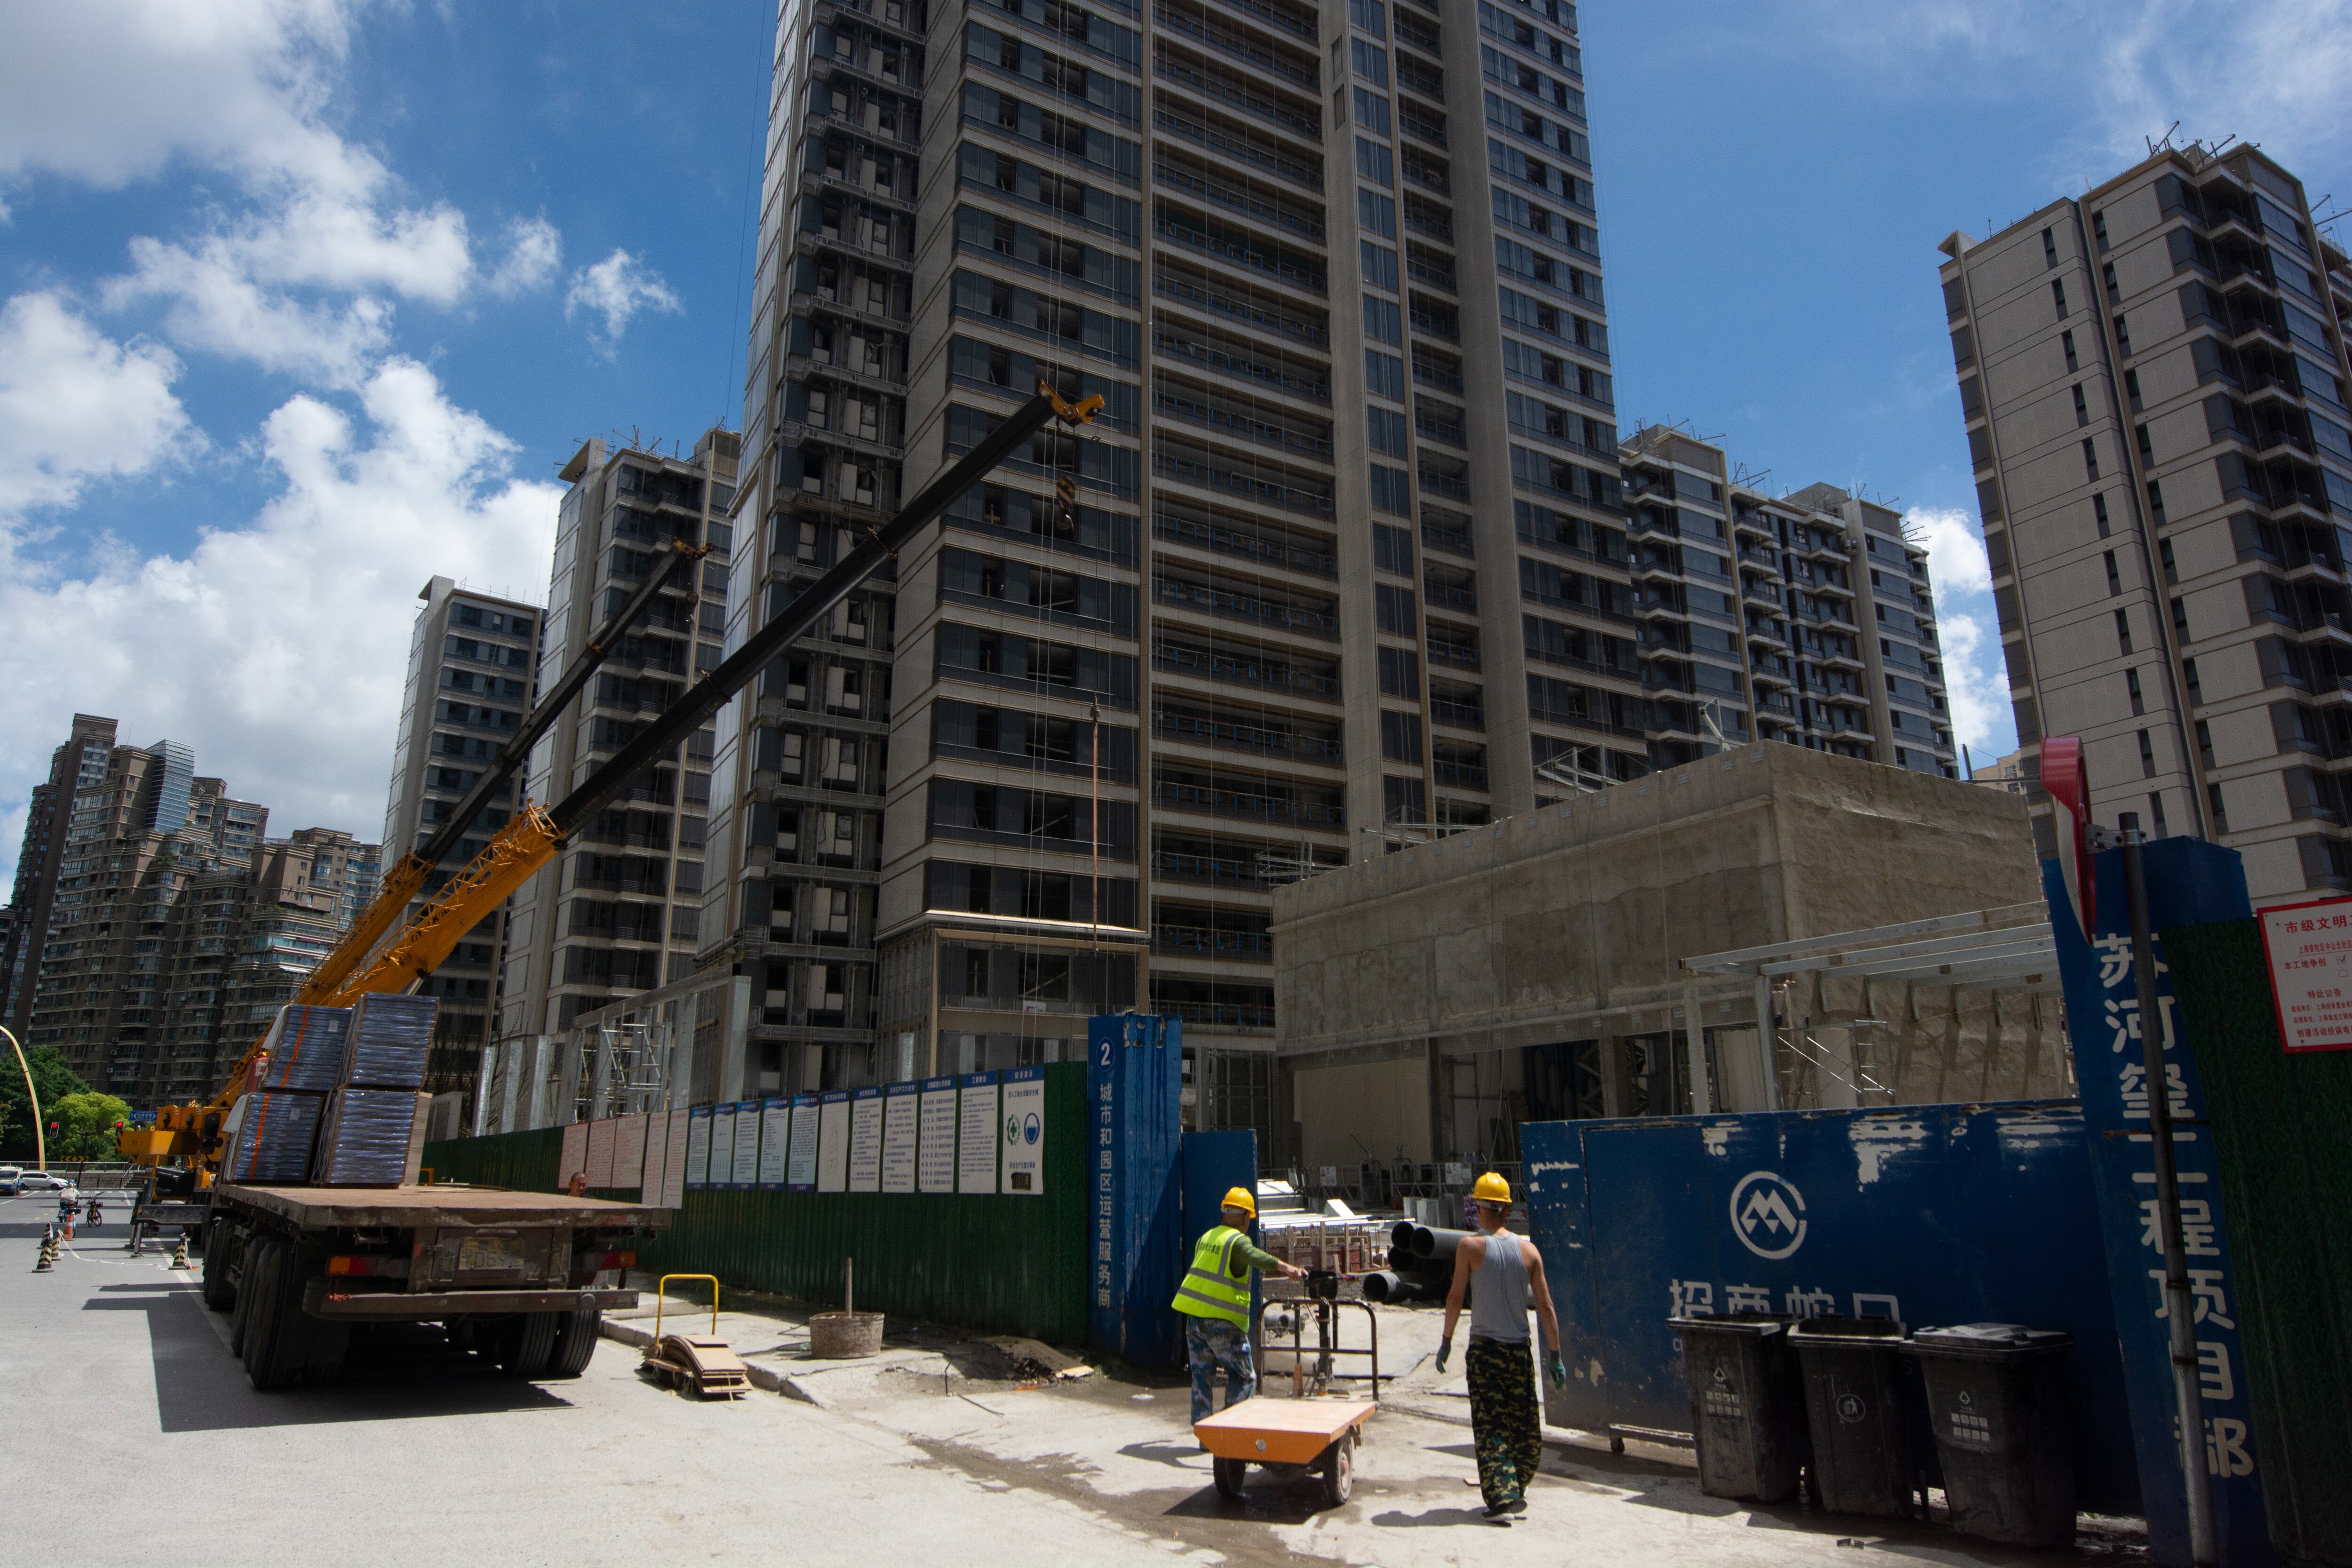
[1222,1186,1256,1217]
[1472,1171,1512,1204]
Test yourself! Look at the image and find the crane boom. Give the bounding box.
[133,386,1098,1178]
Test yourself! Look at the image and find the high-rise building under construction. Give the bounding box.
[706,0,1955,1141]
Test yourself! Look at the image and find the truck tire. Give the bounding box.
[200,1221,237,1313]
[240,1241,291,1387]
[228,1235,266,1357]
[545,1306,602,1379]
[243,1239,346,1390]
[496,1311,560,1378]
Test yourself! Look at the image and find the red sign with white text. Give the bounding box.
[2257,894,2352,1053]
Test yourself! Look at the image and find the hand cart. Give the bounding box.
[639,1274,748,1400]
[1192,1272,1382,1508]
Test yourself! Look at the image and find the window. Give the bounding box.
[2103,261,2121,302]
[1352,37,1389,86]
[1376,582,1417,635]
[1361,239,1399,291]
[1370,463,1411,513]
[1373,521,1414,573]
[1383,774,1425,826]
[2042,226,2058,267]
[1368,406,1409,455]
[2125,368,2142,411]
[1380,709,1423,761]
[2149,791,2168,836]
[2147,480,2166,523]
[1363,294,1401,344]
[2114,312,2132,355]
[2051,279,2068,318]
[2208,782,2228,832]
[2062,329,2078,372]
[2114,607,2133,654]
[1378,644,1420,696]
[2092,210,2110,251]
[2082,438,2100,480]
[2137,729,2156,778]
[2137,423,2153,461]
[2184,657,2201,700]
[1366,348,1404,400]
[1353,87,1391,135]
[2159,537,2177,582]
[2127,667,2146,715]
[2072,383,2089,426]
[2171,596,2189,638]
[1359,189,1397,237]
[2104,550,2121,595]
[2093,492,2110,536]
[2194,718,2212,764]
[1350,0,1386,36]
[1356,136,1392,185]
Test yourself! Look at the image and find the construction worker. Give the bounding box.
[1171,1185,1305,1426]
[1435,1172,1567,1520]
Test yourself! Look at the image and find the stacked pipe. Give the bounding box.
[1362,1221,1473,1304]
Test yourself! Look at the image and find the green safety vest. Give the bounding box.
[1171,1224,1253,1327]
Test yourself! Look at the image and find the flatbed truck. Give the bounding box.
[201,1183,670,1388]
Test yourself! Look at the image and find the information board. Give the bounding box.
[786,1094,820,1191]
[559,1121,588,1188]
[1000,1067,1047,1195]
[684,1106,712,1188]
[729,1098,762,1188]
[918,1076,958,1193]
[881,1082,919,1193]
[614,1112,649,1189]
[2257,893,2352,1052]
[639,1109,667,1198]
[707,1103,737,1191]
[847,1086,884,1192]
[657,1108,689,1206]
[957,1072,998,1194]
[585,1117,617,1188]
[817,1090,851,1192]
[757,1097,791,1189]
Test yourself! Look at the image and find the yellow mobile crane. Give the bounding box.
[125,386,1102,1184]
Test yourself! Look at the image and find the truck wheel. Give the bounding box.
[1319,1435,1354,1508]
[1213,1457,1247,1500]
[496,1311,560,1378]
[200,1221,237,1313]
[228,1236,269,1357]
[241,1241,294,1388]
[545,1306,601,1379]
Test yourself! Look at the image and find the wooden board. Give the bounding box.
[1194,1398,1375,1465]
[220,1183,672,1231]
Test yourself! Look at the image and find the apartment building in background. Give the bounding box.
[0,712,117,1035]
[690,0,1963,1150]
[496,429,737,1065]
[1940,142,2352,898]
[381,574,547,1079]
[8,717,380,1105]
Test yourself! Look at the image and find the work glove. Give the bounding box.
[1548,1354,1568,1390]
[1434,1334,1453,1375]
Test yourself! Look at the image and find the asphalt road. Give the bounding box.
[0,1205,1211,1568]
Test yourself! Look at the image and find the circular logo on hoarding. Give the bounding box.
[1728,1170,1808,1259]
[1005,1114,1019,1146]
[1836,1393,1866,1424]
[1023,1112,1041,1146]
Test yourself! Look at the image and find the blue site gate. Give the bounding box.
[1522,1101,2141,1514]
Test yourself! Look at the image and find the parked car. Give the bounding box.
[0,1166,21,1196]
[15,1170,79,1198]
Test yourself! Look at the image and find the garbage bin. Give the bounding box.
[1790,1315,1915,1519]
[1904,1323,2075,1549]
[1671,1314,1809,1503]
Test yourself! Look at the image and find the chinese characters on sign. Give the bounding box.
[2256,894,2352,1053]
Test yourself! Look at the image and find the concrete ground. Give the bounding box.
[0,1200,2147,1568]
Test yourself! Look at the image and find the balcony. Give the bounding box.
[1153,507,1335,576]
[1155,384,1332,459]
[1156,573,1338,637]
[1433,757,1488,789]
[1153,265,1329,347]
[1414,406,1466,446]
[1430,696,1485,730]
[1153,924,1274,961]
[1411,353,1463,394]
[1156,779,1344,828]
[1154,1,1319,89]
[1157,998,1276,1029]
[1153,47,1321,142]
[1153,639,1340,699]
[1153,206,1326,295]
[1153,708,1343,764]
[1155,446,1334,515]
[1408,300,1461,341]
[1417,464,1470,501]
[1152,155,1326,242]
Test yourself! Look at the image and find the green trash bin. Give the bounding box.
[1671,1314,1809,1503]
[1904,1323,2075,1549]
[1790,1315,1916,1519]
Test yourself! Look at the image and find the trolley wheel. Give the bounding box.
[1212,1457,1247,1500]
[1319,1434,1354,1508]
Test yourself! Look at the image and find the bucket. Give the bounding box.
[808,1311,885,1359]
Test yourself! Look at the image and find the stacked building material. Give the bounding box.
[311,993,441,1186]
[256,1003,352,1092]
[228,1090,328,1184]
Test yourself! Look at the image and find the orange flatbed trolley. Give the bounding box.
[639,1274,748,1400]
[1195,1396,1376,1507]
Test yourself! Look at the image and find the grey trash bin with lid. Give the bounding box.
[1904,1322,2075,1549]
[1789,1315,1916,1519]
[1670,1314,1809,1503]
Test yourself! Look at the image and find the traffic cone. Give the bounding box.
[34,1228,55,1272]
[170,1233,189,1270]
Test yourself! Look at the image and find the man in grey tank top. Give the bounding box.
[1435,1172,1566,1520]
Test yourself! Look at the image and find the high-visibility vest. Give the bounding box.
[1170,1224,1253,1327]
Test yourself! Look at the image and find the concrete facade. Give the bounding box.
[1271,744,2047,1171]
[1939,142,2352,900]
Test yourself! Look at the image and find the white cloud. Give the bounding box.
[565,249,682,352]
[486,216,564,300]
[108,236,394,385]
[1908,505,2013,762]
[0,360,560,884]
[0,292,196,518]
[2093,0,2352,172]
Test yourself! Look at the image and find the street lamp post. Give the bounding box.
[2,1025,45,1171]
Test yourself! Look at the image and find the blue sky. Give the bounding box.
[1,0,2345,889]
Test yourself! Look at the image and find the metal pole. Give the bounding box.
[1754,974,1782,1112]
[1683,980,1713,1114]
[3,1026,45,1171]
[2121,813,2217,1566]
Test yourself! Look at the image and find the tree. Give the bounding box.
[50,1092,138,1161]
[0,1045,91,1162]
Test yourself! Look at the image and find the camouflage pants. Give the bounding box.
[1185,1315,1256,1426]
[1466,1337,1541,1508]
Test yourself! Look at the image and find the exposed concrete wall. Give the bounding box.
[1271,747,2052,1160]
[1294,1057,1434,1174]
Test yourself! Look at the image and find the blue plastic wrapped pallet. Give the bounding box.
[343,993,438,1090]
[228,1090,326,1184]
[255,1004,351,1093]
[313,1088,428,1186]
